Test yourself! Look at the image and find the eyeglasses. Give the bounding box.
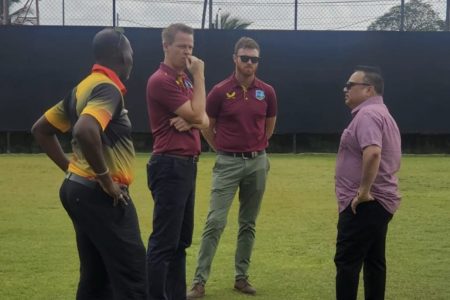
[344,82,371,90]
[239,55,260,64]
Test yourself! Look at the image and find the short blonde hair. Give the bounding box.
[162,23,194,44]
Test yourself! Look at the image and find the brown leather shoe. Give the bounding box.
[187,282,205,299]
[234,279,256,295]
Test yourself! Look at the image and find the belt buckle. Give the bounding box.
[251,151,257,158]
[241,152,249,160]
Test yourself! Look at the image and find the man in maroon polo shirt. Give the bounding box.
[334,66,401,300]
[187,37,277,298]
[145,23,208,300]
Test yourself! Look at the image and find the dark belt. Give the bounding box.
[217,150,266,159]
[65,172,98,189]
[153,153,199,163]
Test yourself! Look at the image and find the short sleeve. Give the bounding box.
[80,83,122,131]
[206,86,222,118]
[44,100,71,133]
[355,111,383,150]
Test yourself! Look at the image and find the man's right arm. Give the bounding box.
[201,117,216,151]
[31,116,70,172]
[174,56,206,124]
[73,114,128,206]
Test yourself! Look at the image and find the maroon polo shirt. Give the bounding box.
[207,73,277,152]
[146,63,201,156]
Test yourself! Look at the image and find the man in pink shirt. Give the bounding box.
[146,23,208,300]
[187,37,277,298]
[334,66,401,300]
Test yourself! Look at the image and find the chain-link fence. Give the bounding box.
[2,0,449,31]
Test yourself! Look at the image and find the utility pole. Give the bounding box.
[2,0,8,25]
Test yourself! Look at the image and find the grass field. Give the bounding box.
[1,153,450,300]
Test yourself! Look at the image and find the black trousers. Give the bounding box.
[334,201,393,300]
[146,155,197,300]
[59,179,147,300]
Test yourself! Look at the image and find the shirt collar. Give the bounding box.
[91,64,127,95]
[159,63,187,79]
[351,95,384,117]
[230,72,263,89]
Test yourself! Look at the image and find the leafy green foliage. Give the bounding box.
[368,0,445,31]
[217,12,252,30]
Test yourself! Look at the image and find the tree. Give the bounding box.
[1,0,21,24]
[368,0,445,31]
[215,11,252,29]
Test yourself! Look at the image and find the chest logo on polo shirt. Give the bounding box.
[226,91,236,100]
[255,89,265,101]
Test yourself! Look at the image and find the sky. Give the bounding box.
[9,0,448,30]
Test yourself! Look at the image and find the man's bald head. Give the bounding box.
[92,28,134,81]
[92,28,124,63]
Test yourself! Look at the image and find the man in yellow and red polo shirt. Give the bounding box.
[32,28,147,300]
[188,37,277,298]
[145,23,208,300]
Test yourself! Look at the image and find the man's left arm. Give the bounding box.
[265,116,277,140]
[352,145,381,213]
[265,86,278,140]
[169,113,209,131]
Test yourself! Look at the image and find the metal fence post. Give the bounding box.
[35,0,39,25]
[113,0,116,27]
[208,0,213,29]
[293,133,297,153]
[6,131,11,153]
[2,0,8,25]
[446,0,450,31]
[201,0,207,29]
[294,0,298,30]
[400,0,405,31]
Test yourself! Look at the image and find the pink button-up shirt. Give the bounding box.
[335,96,401,214]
